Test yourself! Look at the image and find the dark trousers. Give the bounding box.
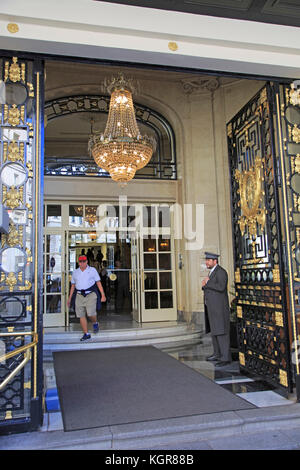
[212,333,232,362]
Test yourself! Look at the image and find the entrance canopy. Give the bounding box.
[0,0,300,79]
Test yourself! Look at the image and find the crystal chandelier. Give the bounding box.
[88,74,155,184]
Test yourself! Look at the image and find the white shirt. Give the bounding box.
[209,264,218,277]
[71,265,100,290]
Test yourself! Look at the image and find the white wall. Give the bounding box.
[0,0,300,79]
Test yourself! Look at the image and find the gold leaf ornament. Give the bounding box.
[3,186,23,209]
[292,125,300,144]
[7,24,19,35]
[8,56,21,82]
[6,272,17,291]
[8,105,21,126]
[8,141,23,162]
[235,157,265,238]
[168,42,178,51]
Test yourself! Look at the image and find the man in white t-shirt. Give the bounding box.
[67,254,106,341]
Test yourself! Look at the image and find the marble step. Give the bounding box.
[43,323,202,357]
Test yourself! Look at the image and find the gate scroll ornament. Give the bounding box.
[235,156,266,238]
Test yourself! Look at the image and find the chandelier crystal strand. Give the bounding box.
[88,75,155,184]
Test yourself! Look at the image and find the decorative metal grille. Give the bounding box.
[227,85,292,391]
[275,83,300,389]
[44,95,177,180]
[0,56,43,433]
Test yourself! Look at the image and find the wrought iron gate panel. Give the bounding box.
[227,85,292,391]
[274,82,300,393]
[0,55,44,433]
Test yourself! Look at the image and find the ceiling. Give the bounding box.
[96,0,300,28]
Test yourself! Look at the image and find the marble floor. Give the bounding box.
[162,336,296,408]
[42,320,297,431]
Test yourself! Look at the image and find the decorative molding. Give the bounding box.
[181,77,220,95]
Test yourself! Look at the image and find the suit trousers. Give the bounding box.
[211,333,232,362]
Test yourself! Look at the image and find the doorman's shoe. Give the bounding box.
[206,355,220,361]
[80,333,91,341]
[215,361,231,367]
[93,322,99,333]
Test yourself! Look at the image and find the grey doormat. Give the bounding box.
[53,346,255,432]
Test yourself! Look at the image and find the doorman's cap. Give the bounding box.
[204,252,219,260]
[78,255,87,261]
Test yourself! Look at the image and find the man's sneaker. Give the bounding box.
[80,333,91,341]
[93,322,99,333]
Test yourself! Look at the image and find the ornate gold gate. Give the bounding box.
[227,84,293,392]
[0,55,44,433]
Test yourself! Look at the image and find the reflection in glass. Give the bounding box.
[25,177,33,207]
[1,247,26,272]
[158,238,170,251]
[46,254,61,273]
[159,253,171,270]
[105,232,116,243]
[8,209,27,224]
[143,238,156,252]
[69,205,83,227]
[158,206,170,227]
[2,127,28,142]
[144,253,157,269]
[296,248,300,264]
[128,205,136,227]
[288,143,300,155]
[291,173,300,193]
[145,292,158,309]
[104,205,119,229]
[143,206,156,227]
[0,296,24,321]
[160,272,172,289]
[1,162,27,186]
[4,83,28,105]
[286,105,300,124]
[46,294,61,313]
[46,275,61,293]
[46,234,61,254]
[47,205,61,227]
[144,272,157,290]
[160,291,173,308]
[85,205,98,227]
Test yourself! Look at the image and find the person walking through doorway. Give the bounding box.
[202,251,232,366]
[67,254,106,341]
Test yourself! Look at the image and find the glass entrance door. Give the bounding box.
[67,230,135,321]
[140,235,177,322]
[131,234,141,322]
[43,202,177,326]
[43,230,66,327]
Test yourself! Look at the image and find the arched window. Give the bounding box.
[44,95,176,179]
